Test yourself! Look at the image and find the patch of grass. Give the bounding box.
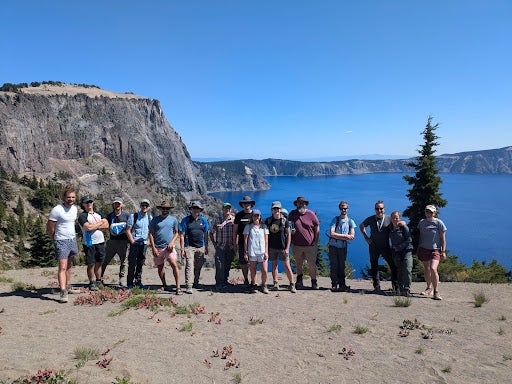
[180,320,193,332]
[326,324,342,332]
[0,276,14,283]
[232,372,242,383]
[498,327,505,336]
[113,377,137,384]
[503,353,512,361]
[343,297,348,304]
[415,345,425,354]
[249,316,264,325]
[473,291,488,307]
[441,366,452,373]
[174,305,189,315]
[74,346,100,363]
[39,309,58,315]
[498,315,507,321]
[11,282,37,291]
[108,309,127,317]
[393,297,412,307]
[3,369,75,384]
[354,325,368,334]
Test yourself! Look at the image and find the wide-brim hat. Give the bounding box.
[157,200,174,209]
[239,196,255,207]
[293,196,309,207]
[189,201,204,211]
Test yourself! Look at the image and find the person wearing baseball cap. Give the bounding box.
[101,197,130,287]
[234,196,256,289]
[417,205,447,300]
[125,198,153,289]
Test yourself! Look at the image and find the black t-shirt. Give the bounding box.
[107,211,130,241]
[265,216,289,250]
[234,211,252,243]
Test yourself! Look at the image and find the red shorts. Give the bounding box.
[417,247,441,262]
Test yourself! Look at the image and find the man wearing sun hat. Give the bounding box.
[126,198,152,289]
[288,196,320,290]
[149,200,181,294]
[233,196,256,288]
[179,201,210,294]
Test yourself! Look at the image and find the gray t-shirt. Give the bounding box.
[418,218,447,250]
[361,214,392,250]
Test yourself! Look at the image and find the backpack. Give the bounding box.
[326,215,354,238]
[131,211,152,232]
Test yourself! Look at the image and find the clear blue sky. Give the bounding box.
[2,1,511,160]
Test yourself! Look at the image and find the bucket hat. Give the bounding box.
[238,196,256,207]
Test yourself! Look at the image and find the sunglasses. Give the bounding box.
[375,207,384,210]
[340,207,348,210]
[140,204,149,207]
[425,210,434,214]
[160,208,170,211]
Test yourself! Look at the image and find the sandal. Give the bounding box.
[176,288,183,296]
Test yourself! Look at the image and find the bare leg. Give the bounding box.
[157,264,166,286]
[260,261,268,285]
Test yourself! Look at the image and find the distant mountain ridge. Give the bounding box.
[197,147,512,192]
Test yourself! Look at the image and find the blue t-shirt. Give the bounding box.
[418,218,447,250]
[127,212,151,244]
[149,215,179,248]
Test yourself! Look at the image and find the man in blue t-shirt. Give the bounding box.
[149,200,181,294]
[126,198,152,289]
[179,201,209,294]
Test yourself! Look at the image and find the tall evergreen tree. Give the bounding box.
[26,225,56,267]
[403,116,447,249]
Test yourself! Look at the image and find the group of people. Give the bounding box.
[46,185,447,303]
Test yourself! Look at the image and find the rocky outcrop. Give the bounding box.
[0,85,206,204]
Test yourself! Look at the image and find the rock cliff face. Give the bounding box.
[0,85,206,203]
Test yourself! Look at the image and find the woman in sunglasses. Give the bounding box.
[417,205,447,300]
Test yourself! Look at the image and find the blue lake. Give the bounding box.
[211,174,512,277]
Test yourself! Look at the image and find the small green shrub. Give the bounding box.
[326,324,342,332]
[180,321,193,332]
[394,297,411,307]
[354,325,368,334]
[473,291,488,307]
[415,345,424,354]
[441,366,452,373]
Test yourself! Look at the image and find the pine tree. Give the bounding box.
[26,225,56,267]
[403,116,447,249]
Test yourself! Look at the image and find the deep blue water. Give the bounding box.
[210,174,512,277]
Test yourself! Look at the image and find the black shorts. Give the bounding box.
[84,243,106,265]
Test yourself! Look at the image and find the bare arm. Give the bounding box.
[46,220,56,239]
[359,223,372,244]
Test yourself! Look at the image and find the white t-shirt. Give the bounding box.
[48,204,78,241]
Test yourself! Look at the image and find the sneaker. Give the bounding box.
[271,281,279,291]
[164,285,173,292]
[295,275,303,289]
[192,283,200,289]
[59,290,68,303]
[89,282,98,291]
[119,280,127,288]
[137,283,147,290]
[421,287,433,296]
[433,291,443,300]
[215,285,224,292]
[250,284,258,294]
[311,279,319,290]
[331,285,338,292]
[95,279,104,288]
[339,285,351,292]
[261,285,269,294]
[126,284,134,289]
[185,286,193,294]
[289,283,297,293]
[66,285,81,294]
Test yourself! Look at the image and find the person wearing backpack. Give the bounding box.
[265,201,296,293]
[328,201,356,292]
[126,198,152,289]
[101,197,130,287]
[179,201,210,294]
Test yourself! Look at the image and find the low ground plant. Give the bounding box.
[393,297,411,307]
[473,291,488,307]
[354,325,368,334]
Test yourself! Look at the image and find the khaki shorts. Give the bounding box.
[153,247,177,266]
[291,244,318,265]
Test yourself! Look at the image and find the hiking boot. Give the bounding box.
[137,283,147,290]
[295,274,303,289]
[433,291,443,300]
[250,284,258,294]
[119,279,127,288]
[261,285,270,294]
[185,286,193,294]
[271,281,279,291]
[192,283,200,289]
[59,290,68,303]
[373,279,381,291]
[331,285,338,292]
[89,282,98,291]
[311,279,319,290]
[340,285,351,292]
[289,283,297,293]
[96,279,104,288]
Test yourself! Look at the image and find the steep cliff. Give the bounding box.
[0,84,206,205]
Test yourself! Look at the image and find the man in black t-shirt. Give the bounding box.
[101,197,130,287]
[233,196,255,287]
